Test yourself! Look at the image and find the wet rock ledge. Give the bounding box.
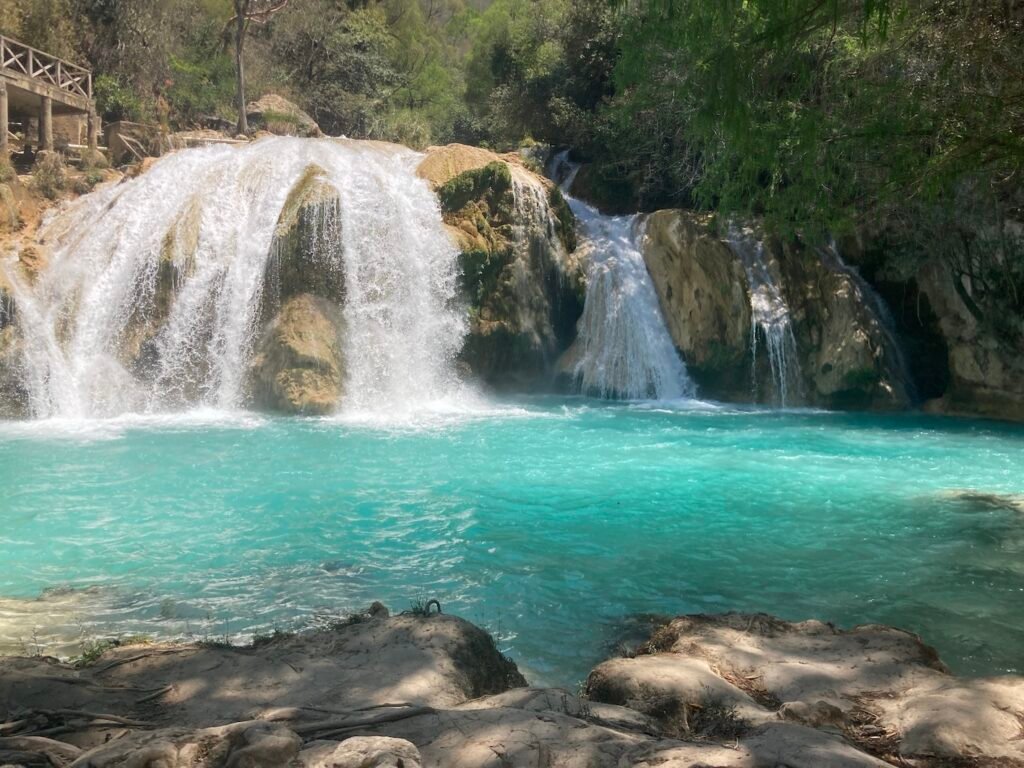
[1,607,1021,767]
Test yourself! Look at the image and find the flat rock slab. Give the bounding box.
[586,612,1024,765]
[1,613,524,750]
[5,610,1024,767]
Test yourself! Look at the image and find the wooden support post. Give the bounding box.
[87,109,99,152]
[39,95,53,152]
[0,80,8,157]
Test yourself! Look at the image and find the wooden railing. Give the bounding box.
[0,35,91,100]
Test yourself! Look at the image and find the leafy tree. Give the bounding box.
[227,0,289,133]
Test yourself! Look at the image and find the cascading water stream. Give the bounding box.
[726,225,803,406]
[818,240,918,403]
[1,137,468,420]
[548,152,694,400]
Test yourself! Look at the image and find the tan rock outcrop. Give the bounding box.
[249,294,345,415]
[3,607,1021,767]
[917,259,1024,421]
[245,94,321,138]
[642,210,911,408]
[68,720,302,768]
[264,164,345,312]
[774,237,911,409]
[298,736,422,768]
[586,612,1024,766]
[418,144,584,387]
[642,211,752,399]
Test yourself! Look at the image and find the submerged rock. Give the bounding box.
[418,144,585,388]
[941,489,1024,514]
[249,294,345,415]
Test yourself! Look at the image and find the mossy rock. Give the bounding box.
[549,186,577,253]
[459,247,511,305]
[266,165,345,311]
[0,325,28,418]
[437,162,513,215]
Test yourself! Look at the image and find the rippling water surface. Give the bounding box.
[2,398,1023,684]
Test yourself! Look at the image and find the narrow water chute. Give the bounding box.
[549,152,695,400]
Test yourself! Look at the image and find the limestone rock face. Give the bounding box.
[642,210,910,409]
[245,94,321,137]
[298,736,422,768]
[249,294,345,415]
[775,237,911,410]
[917,260,1024,421]
[418,144,585,388]
[0,324,26,419]
[68,720,302,768]
[3,609,1021,768]
[642,211,752,399]
[265,164,345,311]
[586,612,1024,766]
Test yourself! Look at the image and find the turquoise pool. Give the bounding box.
[2,398,1023,684]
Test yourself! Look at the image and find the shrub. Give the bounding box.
[32,153,66,200]
[80,149,109,171]
[0,157,15,183]
[94,75,143,123]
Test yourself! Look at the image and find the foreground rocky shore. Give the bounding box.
[1,605,1020,767]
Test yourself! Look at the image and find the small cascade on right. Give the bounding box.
[818,240,919,403]
[549,153,694,400]
[726,225,803,406]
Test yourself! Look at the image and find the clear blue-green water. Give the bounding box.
[2,398,1024,684]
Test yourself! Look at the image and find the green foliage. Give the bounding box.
[166,52,236,126]
[549,186,576,251]
[80,149,110,172]
[459,248,505,304]
[72,168,106,195]
[0,158,15,184]
[32,154,66,200]
[407,597,442,616]
[460,0,617,149]
[437,161,512,213]
[94,75,143,123]
[73,638,116,667]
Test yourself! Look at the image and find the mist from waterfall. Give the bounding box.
[726,225,803,407]
[2,137,468,420]
[549,152,694,400]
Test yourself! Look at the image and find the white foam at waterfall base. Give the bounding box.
[726,226,803,406]
[549,152,694,400]
[3,137,474,421]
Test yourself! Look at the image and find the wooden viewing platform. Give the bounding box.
[0,34,99,155]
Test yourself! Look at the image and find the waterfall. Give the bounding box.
[818,240,918,403]
[726,225,803,406]
[2,137,467,419]
[549,152,694,400]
